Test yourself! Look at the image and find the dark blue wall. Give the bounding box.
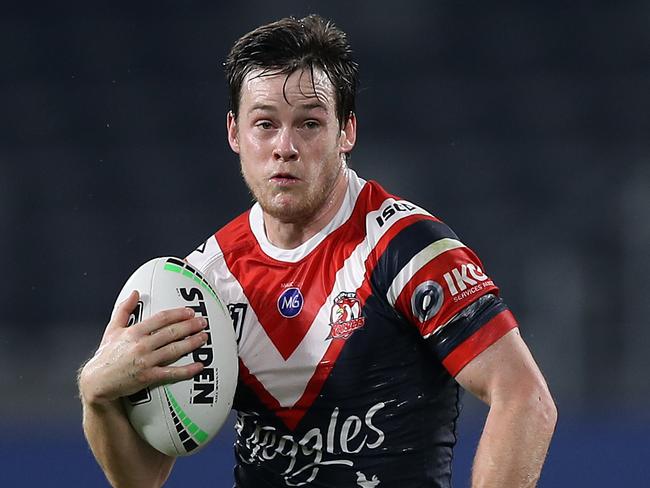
[2,414,649,486]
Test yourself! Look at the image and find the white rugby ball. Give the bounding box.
[113,256,238,457]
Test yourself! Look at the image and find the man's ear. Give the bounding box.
[339,112,357,154]
[227,111,240,154]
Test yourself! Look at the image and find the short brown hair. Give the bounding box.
[224,14,358,126]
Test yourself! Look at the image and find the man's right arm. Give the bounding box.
[78,291,208,488]
[79,396,174,488]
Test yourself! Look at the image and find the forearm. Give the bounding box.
[471,391,557,488]
[81,397,174,488]
[77,295,206,486]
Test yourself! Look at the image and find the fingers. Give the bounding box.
[148,331,209,369]
[151,361,206,386]
[128,358,205,391]
[89,295,211,402]
[133,316,208,383]
[135,307,197,336]
[145,316,207,350]
[132,333,207,389]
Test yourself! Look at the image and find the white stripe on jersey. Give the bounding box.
[385,238,465,307]
[189,235,323,407]
[187,237,262,356]
[188,191,434,409]
[248,168,365,263]
[185,234,221,271]
[253,195,431,407]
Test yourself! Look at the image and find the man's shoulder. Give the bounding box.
[356,178,448,237]
[185,208,253,273]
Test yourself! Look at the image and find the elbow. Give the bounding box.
[494,381,558,435]
[523,384,558,436]
[540,389,558,432]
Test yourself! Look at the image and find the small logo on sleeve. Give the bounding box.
[411,281,444,323]
[277,287,304,318]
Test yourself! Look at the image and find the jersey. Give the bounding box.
[185,170,517,487]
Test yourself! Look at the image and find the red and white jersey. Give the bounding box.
[186,169,517,487]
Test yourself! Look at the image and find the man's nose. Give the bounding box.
[272,128,299,162]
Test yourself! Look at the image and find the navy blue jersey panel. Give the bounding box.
[233,291,460,487]
[371,219,459,298]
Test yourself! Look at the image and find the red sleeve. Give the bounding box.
[389,242,517,376]
[440,308,518,376]
[393,244,499,338]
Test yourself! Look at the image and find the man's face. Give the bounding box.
[227,68,356,224]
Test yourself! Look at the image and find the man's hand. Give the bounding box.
[79,290,209,406]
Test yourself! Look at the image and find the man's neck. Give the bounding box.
[263,169,349,250]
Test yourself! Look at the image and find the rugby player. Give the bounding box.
[79,14,557,487]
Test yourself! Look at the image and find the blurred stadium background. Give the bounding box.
[1,1,649,486]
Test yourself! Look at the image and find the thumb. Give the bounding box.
[109,289,140,330]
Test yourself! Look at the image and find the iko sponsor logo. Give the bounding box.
[411,281,444,323]
[235,403,385,486]
[278,287,304,318]
[375,201,418,227]
[179,287,217,405]
[443,263,493,302]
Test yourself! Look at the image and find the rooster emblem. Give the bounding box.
[328,292,365,340]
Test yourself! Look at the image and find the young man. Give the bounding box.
[79,15,557,488]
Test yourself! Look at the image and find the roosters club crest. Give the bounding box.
[328,292,365,340]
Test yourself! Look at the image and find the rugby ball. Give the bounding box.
[113,256,238,457]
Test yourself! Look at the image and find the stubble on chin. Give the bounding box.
[258,187,317,224]
[244,176,332,225]
[240,155,344,224]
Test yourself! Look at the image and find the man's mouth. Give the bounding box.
[270,173,300,185]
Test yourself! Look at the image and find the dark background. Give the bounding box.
[1,1,649,486]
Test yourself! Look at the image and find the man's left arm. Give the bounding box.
[455,327,557,488]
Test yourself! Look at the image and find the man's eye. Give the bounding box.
[303,120,320,129]
[256,121,273,129]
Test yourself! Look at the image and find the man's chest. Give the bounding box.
[218,253,378,420]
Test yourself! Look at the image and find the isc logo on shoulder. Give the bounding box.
[277,287,304,318]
